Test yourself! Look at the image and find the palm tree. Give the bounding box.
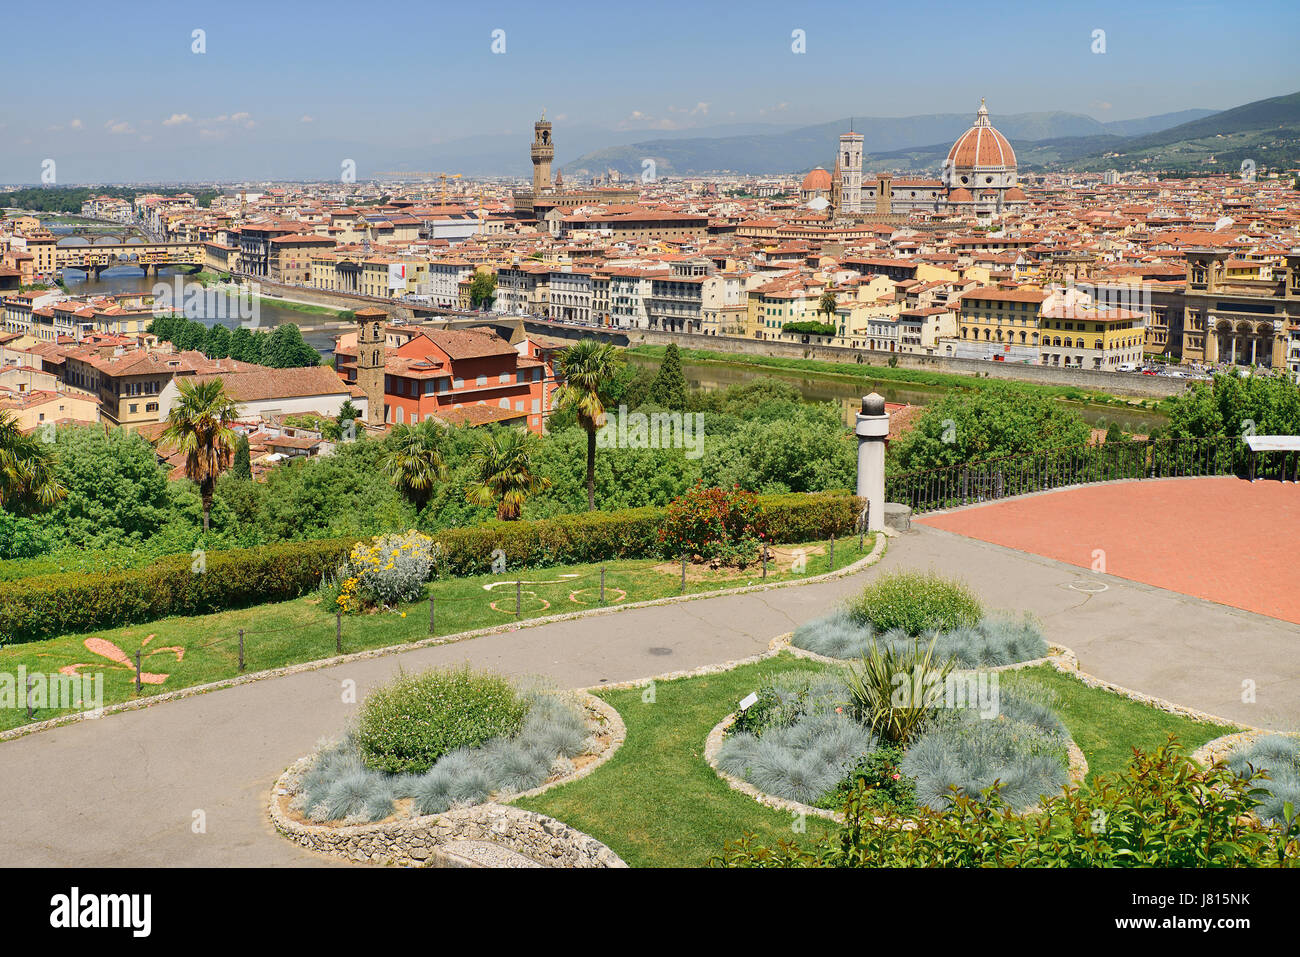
[162,377,240,532]
[465,428,551,520]
[0,411,65,513]
[382,418,448,513]
[818,288,838,325]
[551,339,623,511]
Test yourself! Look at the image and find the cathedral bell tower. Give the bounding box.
[531,112,554,195]
[354,307,387,426]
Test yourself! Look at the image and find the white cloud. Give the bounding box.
[230,111,251,122]
[105,120,134,135]
[69,118,83,129]
[299,114,314,123]
[163,113,193,126]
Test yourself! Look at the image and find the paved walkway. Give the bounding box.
[1,522,1296,866]
[919,476,1300,625]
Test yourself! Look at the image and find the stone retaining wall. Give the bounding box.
[270,691,628,868]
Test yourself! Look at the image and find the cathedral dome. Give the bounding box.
[947,100,1016,170]
[801,167,833,192]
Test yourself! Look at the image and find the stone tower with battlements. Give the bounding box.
[532,113,554,195]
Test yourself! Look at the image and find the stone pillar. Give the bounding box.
[855,393,890,532]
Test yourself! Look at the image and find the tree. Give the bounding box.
[162,378,241,532]
[232,432,252,480]
[469,271,498,310]
[229,327,257,363]
[1163,371,1300,439]
[48,426,170,545]
[0,412,65,514]
[382,418,448,513]
[264,323,319,368]
[551,339,624,511]
[818,288,838,323]
[889,385,1092,473]
[465,428,552,520]
[646,342,688,410]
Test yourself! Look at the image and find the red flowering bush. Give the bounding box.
[659,484,764,567]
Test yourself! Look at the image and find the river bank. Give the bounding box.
[625,345,1172,434]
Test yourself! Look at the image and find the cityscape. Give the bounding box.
[1,0,1297,935]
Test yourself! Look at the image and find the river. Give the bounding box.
[626,353,1170,434]
[59,265,343,360]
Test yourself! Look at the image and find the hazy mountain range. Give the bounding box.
[557,109,1217,178]
[546,91,1300,180]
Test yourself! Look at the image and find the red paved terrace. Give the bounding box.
[918,476,1300,625]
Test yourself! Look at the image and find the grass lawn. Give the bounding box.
[0,535,875,733]
[514,653,840,867]
[1004,665,1240,780]
[516,658,1244,867]
[253,296,350,318]
[625,343,1170,412]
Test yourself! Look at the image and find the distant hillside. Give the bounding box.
[1062,91,1300,174]
[561,108,1215,178]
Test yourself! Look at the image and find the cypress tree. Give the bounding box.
[647,342,688,410]
[232,433,252,480]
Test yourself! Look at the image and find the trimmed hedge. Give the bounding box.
[1,491,863,644]
[0,539,352,645]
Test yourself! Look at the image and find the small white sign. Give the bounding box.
[738,692,759,711]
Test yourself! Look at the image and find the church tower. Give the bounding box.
[838,129,863,213]
[531,113,554,195]
[354,307,387,426]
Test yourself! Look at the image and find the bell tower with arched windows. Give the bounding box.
[354,307,387,426]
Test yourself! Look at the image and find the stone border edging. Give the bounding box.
[268,691,628,868]
[0,533,887,744]
[1190,729,1300,767]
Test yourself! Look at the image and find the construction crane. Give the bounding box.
[373,171,462,205]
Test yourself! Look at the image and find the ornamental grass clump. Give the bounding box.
[847,570,982,636]
[792,608,1046,667]
[714,739,1300,868]
[1227,734,1300,825]
[355,666,529,774]
[336,529,441,613]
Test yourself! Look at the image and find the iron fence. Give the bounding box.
[886,436,1297,515]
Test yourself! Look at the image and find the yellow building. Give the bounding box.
[1039,304,1147,370]
[955,287,1047,361]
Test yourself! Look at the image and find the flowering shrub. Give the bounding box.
[355,666,530,774]
[658,484,763,567]
[337,530,440,612]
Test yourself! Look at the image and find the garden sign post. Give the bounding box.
[855,393,889,533]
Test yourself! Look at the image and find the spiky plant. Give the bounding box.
[381,417,448,513]
[465,427,551,520]
[550,338,623,511]
[844,636,954,746]
[161,377,240,532]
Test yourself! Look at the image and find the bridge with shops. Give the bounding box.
[54,238,205,278]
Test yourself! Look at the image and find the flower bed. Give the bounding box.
[272,681,628,867]
[712,667,1074,817]
[790,571,1047,667]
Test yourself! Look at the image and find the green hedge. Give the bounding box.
[0,539,352,644]
[1,491,862,644]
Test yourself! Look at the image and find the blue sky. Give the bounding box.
[3,0,1297,183]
